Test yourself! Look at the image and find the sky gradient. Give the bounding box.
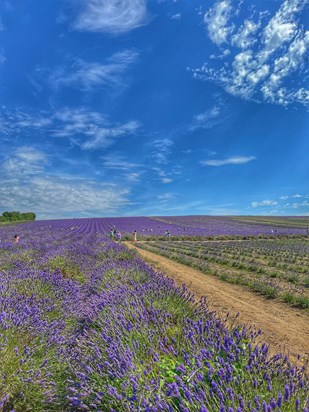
[0,0,308,219]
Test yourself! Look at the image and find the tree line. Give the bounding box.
[0,211,36,222]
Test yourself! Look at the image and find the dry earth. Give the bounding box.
[125,241,309,367]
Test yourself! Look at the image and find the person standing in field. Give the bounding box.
[117,231,122,245]
[14,234,20,243]
[132,230,137,242]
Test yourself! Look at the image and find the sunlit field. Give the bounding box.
[0,217,308,411]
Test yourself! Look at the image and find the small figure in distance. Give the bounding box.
[110,228,114,239]
[117,231,122,245]
[132,230,137,242]
[14,234,20,243]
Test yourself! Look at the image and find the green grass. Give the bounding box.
[47,255,86,283]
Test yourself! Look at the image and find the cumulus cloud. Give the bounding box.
[251,200,278,208]
[251,194,309,212]
[0,147,130,216]
[204,0,233,46]
[231,20,260,49]
[201,155,256,166]
[73,0,148,34]
[49,49,138,91]
[194,0,309,107]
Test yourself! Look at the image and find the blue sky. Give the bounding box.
[0,0,308,219]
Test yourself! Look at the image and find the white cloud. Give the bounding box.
[158,192,176,201]
[196,0,309,107]
[161,177,173,184]
[204,0,233,46]
[231,20,260,49]
[261,31,309,104]
[251,199,278,208]
[151,138,173,164]
[100,154,145,182]
[44,108,139,149]
[170,13,181,20]
[81,120,140,149]
[0,49,6,65]
[125,172,143,182]
[0,16,5,31]
[73,0,148,34]
[251,194,309,212]
[0,107,141,151]
[101,154,142,171]
[0,148,130,216]
[50,49,138,91]
[201,155,256,166]
[190,100,229,131]
[2,146,47,176]
[194,106,220,123]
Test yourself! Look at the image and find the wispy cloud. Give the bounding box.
[151,138,173,164]
[157,192,177,202]
[81,120,140,150]
[0,147,130,216]
[201,155,256,166]
[152,166,174,184]
[101,154,142,171]
[53,108,140,149]
[0,107,141,151]
[0,16,5,31]
[49,49,139,91]
[194,0,309,107]
[0,48,6,65]
[190,99,229,131]
[2,146,47,176]
[73,0,148,35]
[170,13,181,20]
[161,177,173,184]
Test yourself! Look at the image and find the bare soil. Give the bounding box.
[125,242,309,366]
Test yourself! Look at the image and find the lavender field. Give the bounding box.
[0,218,309,411]
[136,238,309,309]
[9,215,307,239]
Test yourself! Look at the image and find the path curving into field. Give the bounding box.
[125,242,309,365]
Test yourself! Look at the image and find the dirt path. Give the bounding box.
[125,242,309,365]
